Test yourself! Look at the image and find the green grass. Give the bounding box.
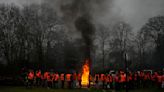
[0,87,163,92]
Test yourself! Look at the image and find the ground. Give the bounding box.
[0,87,164,92]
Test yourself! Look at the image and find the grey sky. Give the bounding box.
[0,0,164,32]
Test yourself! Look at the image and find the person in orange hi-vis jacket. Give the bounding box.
[72,72,77,88]
[66,73,71,88]
[60,73,65,88]
[157,74,162,88]
[54,72,59,88]
[46,72,52,88]
[120,72,126,89]
[77,73,81,88]
[100,74,106,89]
[28,70,34,87]
[162,73,164,88]
[36,70,41,86]
[128,72,133,89]
[115,73,120,90]
[43,71,49,87]
[106,74,113,89]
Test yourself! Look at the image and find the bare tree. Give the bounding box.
[95,24,110,69]
[110,21,133,69]
[141,16,164,68]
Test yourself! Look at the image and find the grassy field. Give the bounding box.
[0,87,164,92]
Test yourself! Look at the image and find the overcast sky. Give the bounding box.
[0,0,164,32]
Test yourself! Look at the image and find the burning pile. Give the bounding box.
[81,59,90,86]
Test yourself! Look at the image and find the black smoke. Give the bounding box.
[43,0,113,59]
[75,15,94,59]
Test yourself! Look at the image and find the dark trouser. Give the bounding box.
[128,81,132,89]
[115,82,120,90]
[120,82,125,89]
[47,81,52,88]
[102,81,105,89]
[53,81,58,88]
[110,82,113,89]
[36,78,41,86]
[158,82,162,88]
[28,79,33,87]
[68,81,71,88]
[42,79,47,87]
[78,80,81,88]
[61,80,64,88]
[72,80,76,88]
[95,81,98,88]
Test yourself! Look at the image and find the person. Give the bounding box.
[133,72,138,89]
[94,74,99,88]
[41,74,45,87]
[88,74,92,88]
[72,72,77,88]
[78,73,82,88]
[54,72,59,88]
[114,73,120,90]
[120,71,126,89]
[157,74,162,88]
[139,71,144,88]
[43,71,49,87]
[128,72,133,89]
[60,73,65,88]
[27,70,34,87]
[36,70,41,86]
[46,72,52,88]
[162,73,164,88]
[106,74,112,89]
[109,74,113,89]
[151,72,158,87]
[66,73,71,88]
[51,73,55,88]
[100,74,106,89]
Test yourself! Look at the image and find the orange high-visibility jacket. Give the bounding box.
[28,72,34,80]
[36,71,41,78]
[120,74,126,83]
[47,74,51,81]
[55,73,59,81]
[100,74,105,81]
[157,75,162,83]
[78,74,81,81]
[60,74,65,81]
[66,74,71,81]
[151,75,156,81]
[73,73,77,80]
[134,74,137,81]
[106,74,112,83]
[89,75,92,81]
[140,72,144,79]
[115,75,119,82]
[41,75,44,80]
[144,74,148,80]
[44,72,49,79]
[128,75,133,81]
[51,74,55,81]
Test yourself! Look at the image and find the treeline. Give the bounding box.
[0,3,164,75]
[0,4,85,75]
[93,16,164,72]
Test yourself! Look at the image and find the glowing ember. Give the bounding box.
[81,59,90,86]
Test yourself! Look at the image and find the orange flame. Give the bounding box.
[81,59,90,86]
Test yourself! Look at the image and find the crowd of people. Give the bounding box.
[21,69,164,90]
